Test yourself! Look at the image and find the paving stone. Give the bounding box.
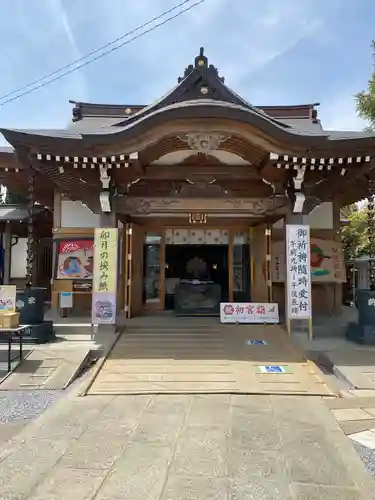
[147,395,192,414]
[349,430,375,450]
[340,419,375,435]
[131,412,185,445]
[231,413,282,451]
[350,390,375,398]
[94,442,172,500]
[185,395,230,427]
[291,483,367,500]
[333,434,375,494]
[0,422,25,445]
[231,394,273,414]
[272,396,331,428]
[230,478,294,500]
[27,467,107,500]
[27,396,113,440]
[0,438,70,500]
[171,426,228,477]
[364,407,375,417]
[332,408,375,422]
[325,397,375,410]
[228,448,288,481]
[59,430,130,470]
[101,395,151,419]
[280,428,356,488]
[161,476,229,500]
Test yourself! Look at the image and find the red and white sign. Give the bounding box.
[220,302,279,324]
[56,239,94,280]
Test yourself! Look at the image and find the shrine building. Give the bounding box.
[0,48,374,320]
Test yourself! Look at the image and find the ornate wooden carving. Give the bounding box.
[177,179,229,197]
[179,133,230,154]
[116,196,287,216]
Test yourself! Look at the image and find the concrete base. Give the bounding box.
[0,346,92,391]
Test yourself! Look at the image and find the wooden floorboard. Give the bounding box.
[88,319,335,396]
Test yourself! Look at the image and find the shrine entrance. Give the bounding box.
[145,227,252,316]
[124,226,253,318]
[164,243,230,311]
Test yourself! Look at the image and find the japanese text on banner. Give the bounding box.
[286,225,312,319]
[92,228,118,325]
[93,229,117,294]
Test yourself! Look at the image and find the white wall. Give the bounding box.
[11,237,27,278]
[61,200,100,228]
[273,202,334,229]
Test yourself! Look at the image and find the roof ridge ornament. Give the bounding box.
[178,47,225,83]
[195,47,208,69]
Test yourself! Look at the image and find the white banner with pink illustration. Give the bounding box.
[220,302,279,324]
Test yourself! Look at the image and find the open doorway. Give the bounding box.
[165,244,229,310]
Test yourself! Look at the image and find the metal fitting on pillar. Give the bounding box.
[99,165,112,212]
[292,165,306,213]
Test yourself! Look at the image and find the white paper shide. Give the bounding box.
[286,225,311,319]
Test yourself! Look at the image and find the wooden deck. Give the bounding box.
[86,316,335,396]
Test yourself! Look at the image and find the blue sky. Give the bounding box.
[0,0,374,146]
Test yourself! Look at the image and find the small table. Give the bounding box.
[0,325,29,372]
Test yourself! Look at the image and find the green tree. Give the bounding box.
[355,40,375,131]
[340,204,368,260]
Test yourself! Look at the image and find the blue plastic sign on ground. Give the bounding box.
[259,365,286,374]
[247,340,268,345]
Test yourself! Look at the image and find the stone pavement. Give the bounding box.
[325,395,375,450]
[0,391,374,499]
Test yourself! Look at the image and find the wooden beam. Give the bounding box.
[141,165,258,179]
[116,195,288,217]
[129,152,144,176]
[307,158,375,202]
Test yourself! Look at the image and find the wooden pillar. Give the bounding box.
[251,223,268,302]
[265,223,272,302]
[3,222,11,284]
[332,197,343,314]
[51,190,62,311]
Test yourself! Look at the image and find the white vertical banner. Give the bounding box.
[286,225,312,319]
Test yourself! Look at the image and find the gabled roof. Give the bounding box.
[112,47,284,128]
[68,48,322,134]
[71,48,317,129]
[2,98,375,156]
[1,48,375,156]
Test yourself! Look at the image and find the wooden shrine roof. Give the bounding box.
[1,48,375,209]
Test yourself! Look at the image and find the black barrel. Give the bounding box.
[357,289,375,326]
[16,287,46,325]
